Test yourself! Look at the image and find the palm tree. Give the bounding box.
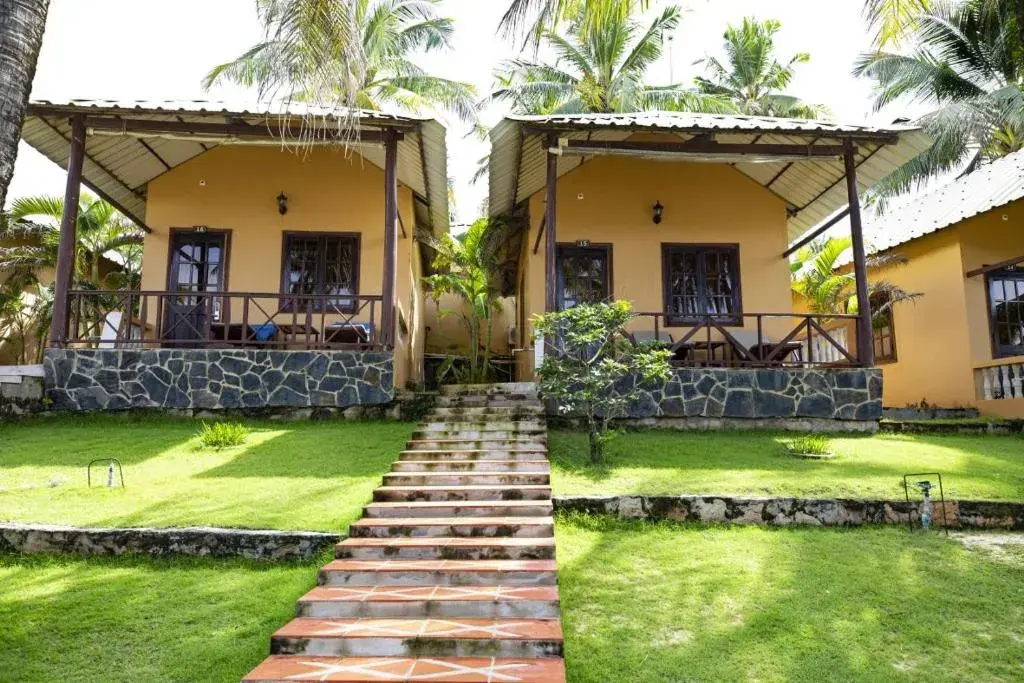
[791,236,921,322]
[695,17,830,119]
[1,193,144,287]
[492,6,734,115]
[499,0,650,48]
[864,0,1024,49]
[421,218,508,384]
[206,0,477,122]
[0,1,51,207]
[854,0,1024,203]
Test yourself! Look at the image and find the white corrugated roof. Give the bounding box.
[858,148,1024,255]
[20,98,449,234]
[488,111,931,242]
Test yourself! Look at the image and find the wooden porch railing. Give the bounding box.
[629,312,864,368]
[59,290,387,351]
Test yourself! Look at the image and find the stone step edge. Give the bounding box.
[243,656,565,683]
[298,585,561,603]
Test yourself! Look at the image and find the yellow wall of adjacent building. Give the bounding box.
[517,153,792,379]
[142,145,424,386]
[423,292,516,356]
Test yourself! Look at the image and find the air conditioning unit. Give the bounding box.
[507,326,518,348]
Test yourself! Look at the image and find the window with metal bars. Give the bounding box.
[281,232,359,312]
[662,244,742,325]
[987,266,1024,358]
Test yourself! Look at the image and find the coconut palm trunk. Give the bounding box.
[0,0,49,208]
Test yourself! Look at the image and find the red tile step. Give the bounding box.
[244,655,564,682]
[382,472,550,487]
[319,559,557,587]
[270,617,564,659]
[391,460,551,473]
[372,485,553,502]
[297,585,561,619]
[363,500,552,519]
[348,517,554,539]
[335,537,556,561]
[397,449,548,461]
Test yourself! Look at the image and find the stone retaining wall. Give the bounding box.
[44,348,394,412]
[0,523,339,560]
[554,495,1024,529]
[617,367,883,422]
[0,373,45,418]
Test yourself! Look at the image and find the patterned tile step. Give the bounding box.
[270,618,564,658]
[430,406,544,417]
[372,485,553,503]
[319,559,557,587]
[297,585,561,619]
[244,655,565,682]
[335,537,556,561]
[406,439,547,451]
[391,460,552,473]
[417,421,546,431]
[363,500,553,519]
[397,450,548,461]
[348,517,554,539]
[382,473,550,487]
[412,431,547,441]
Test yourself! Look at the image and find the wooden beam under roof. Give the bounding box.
[82,117,407,142]
[554,138,848,159]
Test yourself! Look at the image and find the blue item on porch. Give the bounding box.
[251,323,277,342]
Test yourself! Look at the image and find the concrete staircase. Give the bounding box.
[244,383,566,682]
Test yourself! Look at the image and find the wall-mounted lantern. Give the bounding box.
[277,192,289,216]
[652,200,664,225]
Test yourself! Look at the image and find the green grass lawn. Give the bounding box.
[0,416,411,531]
[0,552,323,683]
[557,515,1024,682]
[550,430,1024,501]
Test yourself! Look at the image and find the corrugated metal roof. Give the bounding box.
[488,111,931,242]
[856,148,1024,256]
[20,98,449,234]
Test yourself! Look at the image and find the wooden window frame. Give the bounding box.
[985,266,1024,359]
[869,292,898,364]
[661,243,743,327]
[554,242,614,311]
[280,231,361,313]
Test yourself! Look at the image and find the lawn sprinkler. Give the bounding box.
[87,459,125,488]
[901,472,948,535]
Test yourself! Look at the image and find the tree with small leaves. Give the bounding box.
[534,300,671,463]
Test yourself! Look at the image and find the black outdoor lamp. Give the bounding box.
[652,200,664,225]
[277,192,289,216]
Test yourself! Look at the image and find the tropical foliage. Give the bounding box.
[421,218,507,384]
[863,0,933,48]
[3,193,144,287]
[492,6,733,115]
[499,0,651,48]
[790,236,921,323]
[695,17,830,119]
[854,0,1024,203]
[535,300,670,463]
[205,0,477,121]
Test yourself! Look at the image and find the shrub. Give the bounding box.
[786,434,832,456]
[197,422,248,450]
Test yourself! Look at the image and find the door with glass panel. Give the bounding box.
[556,245,612,310]
[164,230,227,343]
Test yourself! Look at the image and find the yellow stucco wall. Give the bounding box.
[423,292,516,356]
[857,200,1024,416]
[517,153,792,379]
[142,145,423,386]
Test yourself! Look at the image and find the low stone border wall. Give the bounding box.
[0,523,339,561]
[554,495,1024,529]
[613,416,878,433]
[0,370,46,419]
[880,419,1024,435]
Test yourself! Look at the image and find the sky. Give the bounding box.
[9,0,918,227]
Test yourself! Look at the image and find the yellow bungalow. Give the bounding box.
[488,112,929,428]
[850,150,1024,418]
[19,99,448,412]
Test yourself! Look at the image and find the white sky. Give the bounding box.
[10,0,920,227]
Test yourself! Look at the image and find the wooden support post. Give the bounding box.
[381,129,399,347]
[544,134,558,313]
[50,114,86,347]
[844,139,875,367]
